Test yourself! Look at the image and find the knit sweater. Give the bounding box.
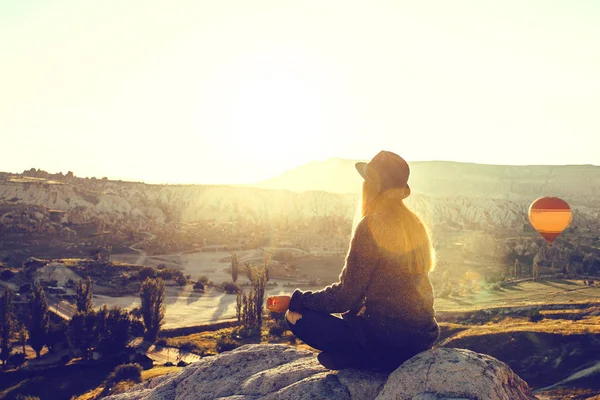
[289,216,440,349]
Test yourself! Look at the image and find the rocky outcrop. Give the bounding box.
[1,176,596,234]
[2,166,599,236]
[104,344,537,400]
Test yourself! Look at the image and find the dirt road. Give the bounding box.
[129,232,156,266]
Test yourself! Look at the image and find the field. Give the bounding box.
[93,278,600,330]
[94,284,295,329]
[103,246,345,328]
[435,279,600,312]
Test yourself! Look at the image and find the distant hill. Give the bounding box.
[2,162,600,240]
[250,159,600,206]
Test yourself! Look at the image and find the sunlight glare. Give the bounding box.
[229,67,324,170]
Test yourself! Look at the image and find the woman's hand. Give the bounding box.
[266,295,291,313]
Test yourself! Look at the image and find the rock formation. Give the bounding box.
[104,344,537,400]
[3,163,600,236]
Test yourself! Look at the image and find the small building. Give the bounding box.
[47,286,67,294]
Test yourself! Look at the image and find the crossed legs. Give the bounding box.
[284,309,369,369]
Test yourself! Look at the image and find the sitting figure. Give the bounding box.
[267,150,440,371]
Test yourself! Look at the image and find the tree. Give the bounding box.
[263,253,271,282]
[28,283,49,358]
[17,324,27,357]
[140,278,165,342]
[583,253,596,275]
[532,261,540,281]
[0,288,14,366]
[231,252,239,283]
[235,264,268,336]
[46,321,68,353]
[248,264,267,327]
[138,266,157,281]
[513,258,520,278]
[67,311,98,360]
[244,262,252,282]
[236,292,242,323]
[175,274,187,287]
[96,307,131,356]
[75,277,93,313]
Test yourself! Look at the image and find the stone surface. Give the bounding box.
[376,348,537,400]
[104,344,537,400]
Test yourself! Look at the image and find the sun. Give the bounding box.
[233,75,319,144]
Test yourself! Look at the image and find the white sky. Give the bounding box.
[1,1,599,184]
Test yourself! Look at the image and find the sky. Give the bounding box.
[1,1,599,184]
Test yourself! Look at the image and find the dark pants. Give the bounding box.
[287,310,419,371]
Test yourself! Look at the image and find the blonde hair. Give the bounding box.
[353,180,435,274]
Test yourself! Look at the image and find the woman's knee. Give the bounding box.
[285,310,303,325]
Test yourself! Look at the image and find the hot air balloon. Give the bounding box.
[528,197,572,244]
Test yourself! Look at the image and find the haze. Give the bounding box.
[1,0,599,184]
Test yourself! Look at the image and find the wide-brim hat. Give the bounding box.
[355,150,411,199]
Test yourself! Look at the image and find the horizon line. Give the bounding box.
[3,159,600,186]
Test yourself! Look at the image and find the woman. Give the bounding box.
[266,150,439,371]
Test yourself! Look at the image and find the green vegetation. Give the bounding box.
[231,252,239,283]
[75,277,93,313]
[67,306,132,360]
[0,288,14,366]
[28,283,49,358]
[0,363,119,400]
[236,263,268,336]
[140,277,166,341]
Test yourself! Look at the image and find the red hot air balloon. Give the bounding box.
[528,197,572,244]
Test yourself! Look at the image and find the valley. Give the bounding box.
[1,164,600,399]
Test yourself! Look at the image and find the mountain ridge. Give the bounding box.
[248,158,600,203]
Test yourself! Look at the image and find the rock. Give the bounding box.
[104,344,537,400]
[376,348,537,400]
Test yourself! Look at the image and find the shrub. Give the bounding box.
[193,281,205,291]
[528,309,543,322]
[0,269,14,280]
[177,340,203,354]
[269,322,287,337]
[138,266,157,281]
[105,363,143,387]
[216,337,241,353]
[223,282,240,294]
[9,352,26,366]
[175,275,187,287]
[131,320,145,337]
